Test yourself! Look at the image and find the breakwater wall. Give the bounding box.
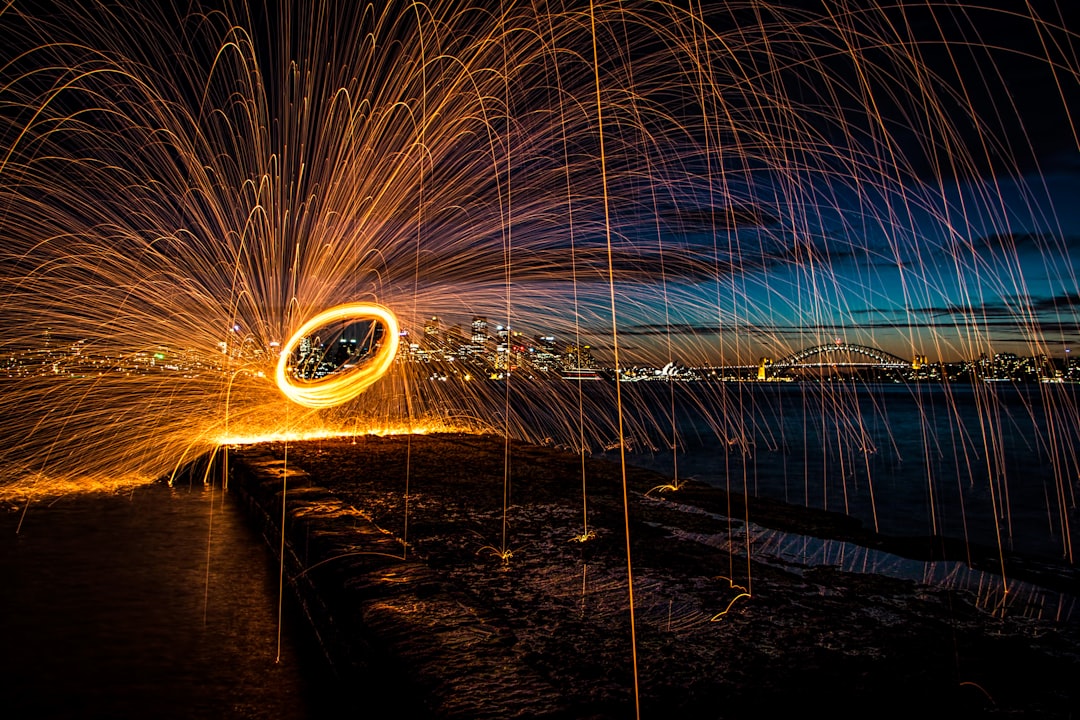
[218,435,1080,718]
[223,445,573,720]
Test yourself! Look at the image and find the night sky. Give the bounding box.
[607,1,1080,363]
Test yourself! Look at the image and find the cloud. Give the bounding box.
[899,290,1080,321]
[971,231,1057,252]
[621,310,1080,342]
[660,203,782,234]
[1031,292,1080,312]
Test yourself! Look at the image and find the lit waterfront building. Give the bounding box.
[530,335,560,372]
[757,357,772,381]
[462,316,488,357]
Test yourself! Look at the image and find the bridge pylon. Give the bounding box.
[757,357,772,381]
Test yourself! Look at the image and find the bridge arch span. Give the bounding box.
[774,342,910,368]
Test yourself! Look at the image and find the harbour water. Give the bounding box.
[608,381,1079,563]
[0,480,350,719]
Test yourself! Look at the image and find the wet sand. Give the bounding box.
[226,433,1079,718]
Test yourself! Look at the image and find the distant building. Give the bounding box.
[757,357,772,381]
[471,316,488,346]
[424,316,441,342]
[565,344,595,369]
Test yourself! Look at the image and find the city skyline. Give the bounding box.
[6,314,1076,386]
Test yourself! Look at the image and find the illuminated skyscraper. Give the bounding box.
[471,316,488,346]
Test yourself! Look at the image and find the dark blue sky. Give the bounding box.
[567,1,1080,363]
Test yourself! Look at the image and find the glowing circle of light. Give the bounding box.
[275,303,400,409]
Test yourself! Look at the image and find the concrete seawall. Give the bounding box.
[225,444,574,719]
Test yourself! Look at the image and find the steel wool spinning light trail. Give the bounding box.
[2,5,1078,711]
[275,303,399,409]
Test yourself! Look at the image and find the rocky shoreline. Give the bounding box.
[224,433,1079,718]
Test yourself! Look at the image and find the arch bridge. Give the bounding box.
[769,342,912,371]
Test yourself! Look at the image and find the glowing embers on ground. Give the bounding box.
[275,303,400,409]
[214,421,474,448]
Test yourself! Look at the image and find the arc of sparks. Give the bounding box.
[275,303,400,409]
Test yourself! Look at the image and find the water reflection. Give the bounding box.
[0,482,345,719]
